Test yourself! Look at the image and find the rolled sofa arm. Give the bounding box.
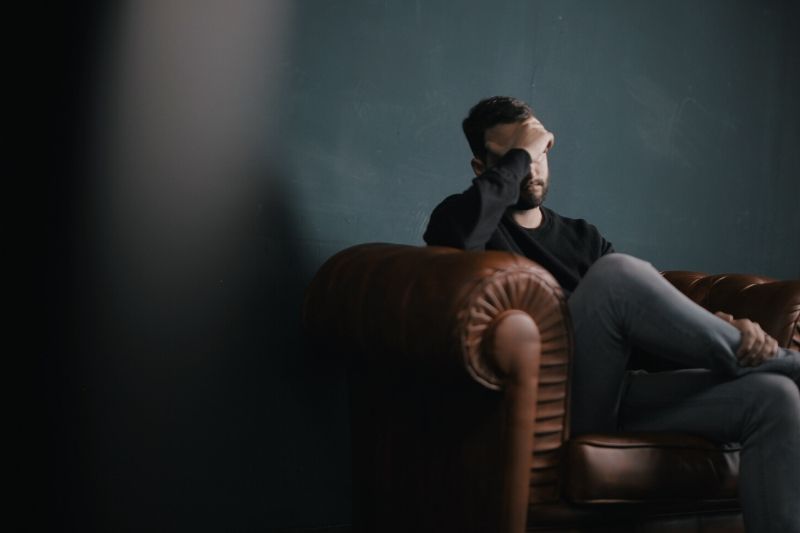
[303,243,572,390]
[303,244,574,532]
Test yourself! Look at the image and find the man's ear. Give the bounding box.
[470,157,486,177]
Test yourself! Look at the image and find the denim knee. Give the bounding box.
[584,253,653,285]
[744,373,800,428]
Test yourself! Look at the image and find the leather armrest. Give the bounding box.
[303,244,574,530]
[303,243,572,390]
[663,271,800,351]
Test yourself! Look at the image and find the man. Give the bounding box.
[424,96,800,532]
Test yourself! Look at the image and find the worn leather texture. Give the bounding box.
[563,433,739,504]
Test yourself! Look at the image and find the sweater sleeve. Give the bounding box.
[585,220,615,263]
[423,149,531,250]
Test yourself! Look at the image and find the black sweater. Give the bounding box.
[423,149,614,293]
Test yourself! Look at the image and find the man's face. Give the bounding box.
[478,120,550,210]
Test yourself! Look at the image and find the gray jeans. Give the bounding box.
[567,253,800,533]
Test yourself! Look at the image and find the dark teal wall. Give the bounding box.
[280,0,799,278]
[44,1,798,531]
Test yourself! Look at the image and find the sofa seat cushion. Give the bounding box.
[561,433,740,505]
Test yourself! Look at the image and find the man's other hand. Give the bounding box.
[714,311,779,367]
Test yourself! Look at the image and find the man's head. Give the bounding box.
[463,96,534,161]
[462,96,551,210]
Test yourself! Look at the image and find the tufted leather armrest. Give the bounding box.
[303,243,574,532]
[303,242,572,390]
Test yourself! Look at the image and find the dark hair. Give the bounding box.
[462,96,534,160]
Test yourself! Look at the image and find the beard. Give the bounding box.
[513,177,549,210]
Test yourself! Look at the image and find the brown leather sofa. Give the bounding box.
[302,243,800,533]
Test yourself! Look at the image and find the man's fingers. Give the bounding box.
[715,311,733,322]
[755,334,779,363]
[734,318,779,367]
[749,331,768,364]
[735,321,756,358]
[484,141,505,158]
[735,320,764,367]
[521,117,544,129]
[544,131,555,151]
